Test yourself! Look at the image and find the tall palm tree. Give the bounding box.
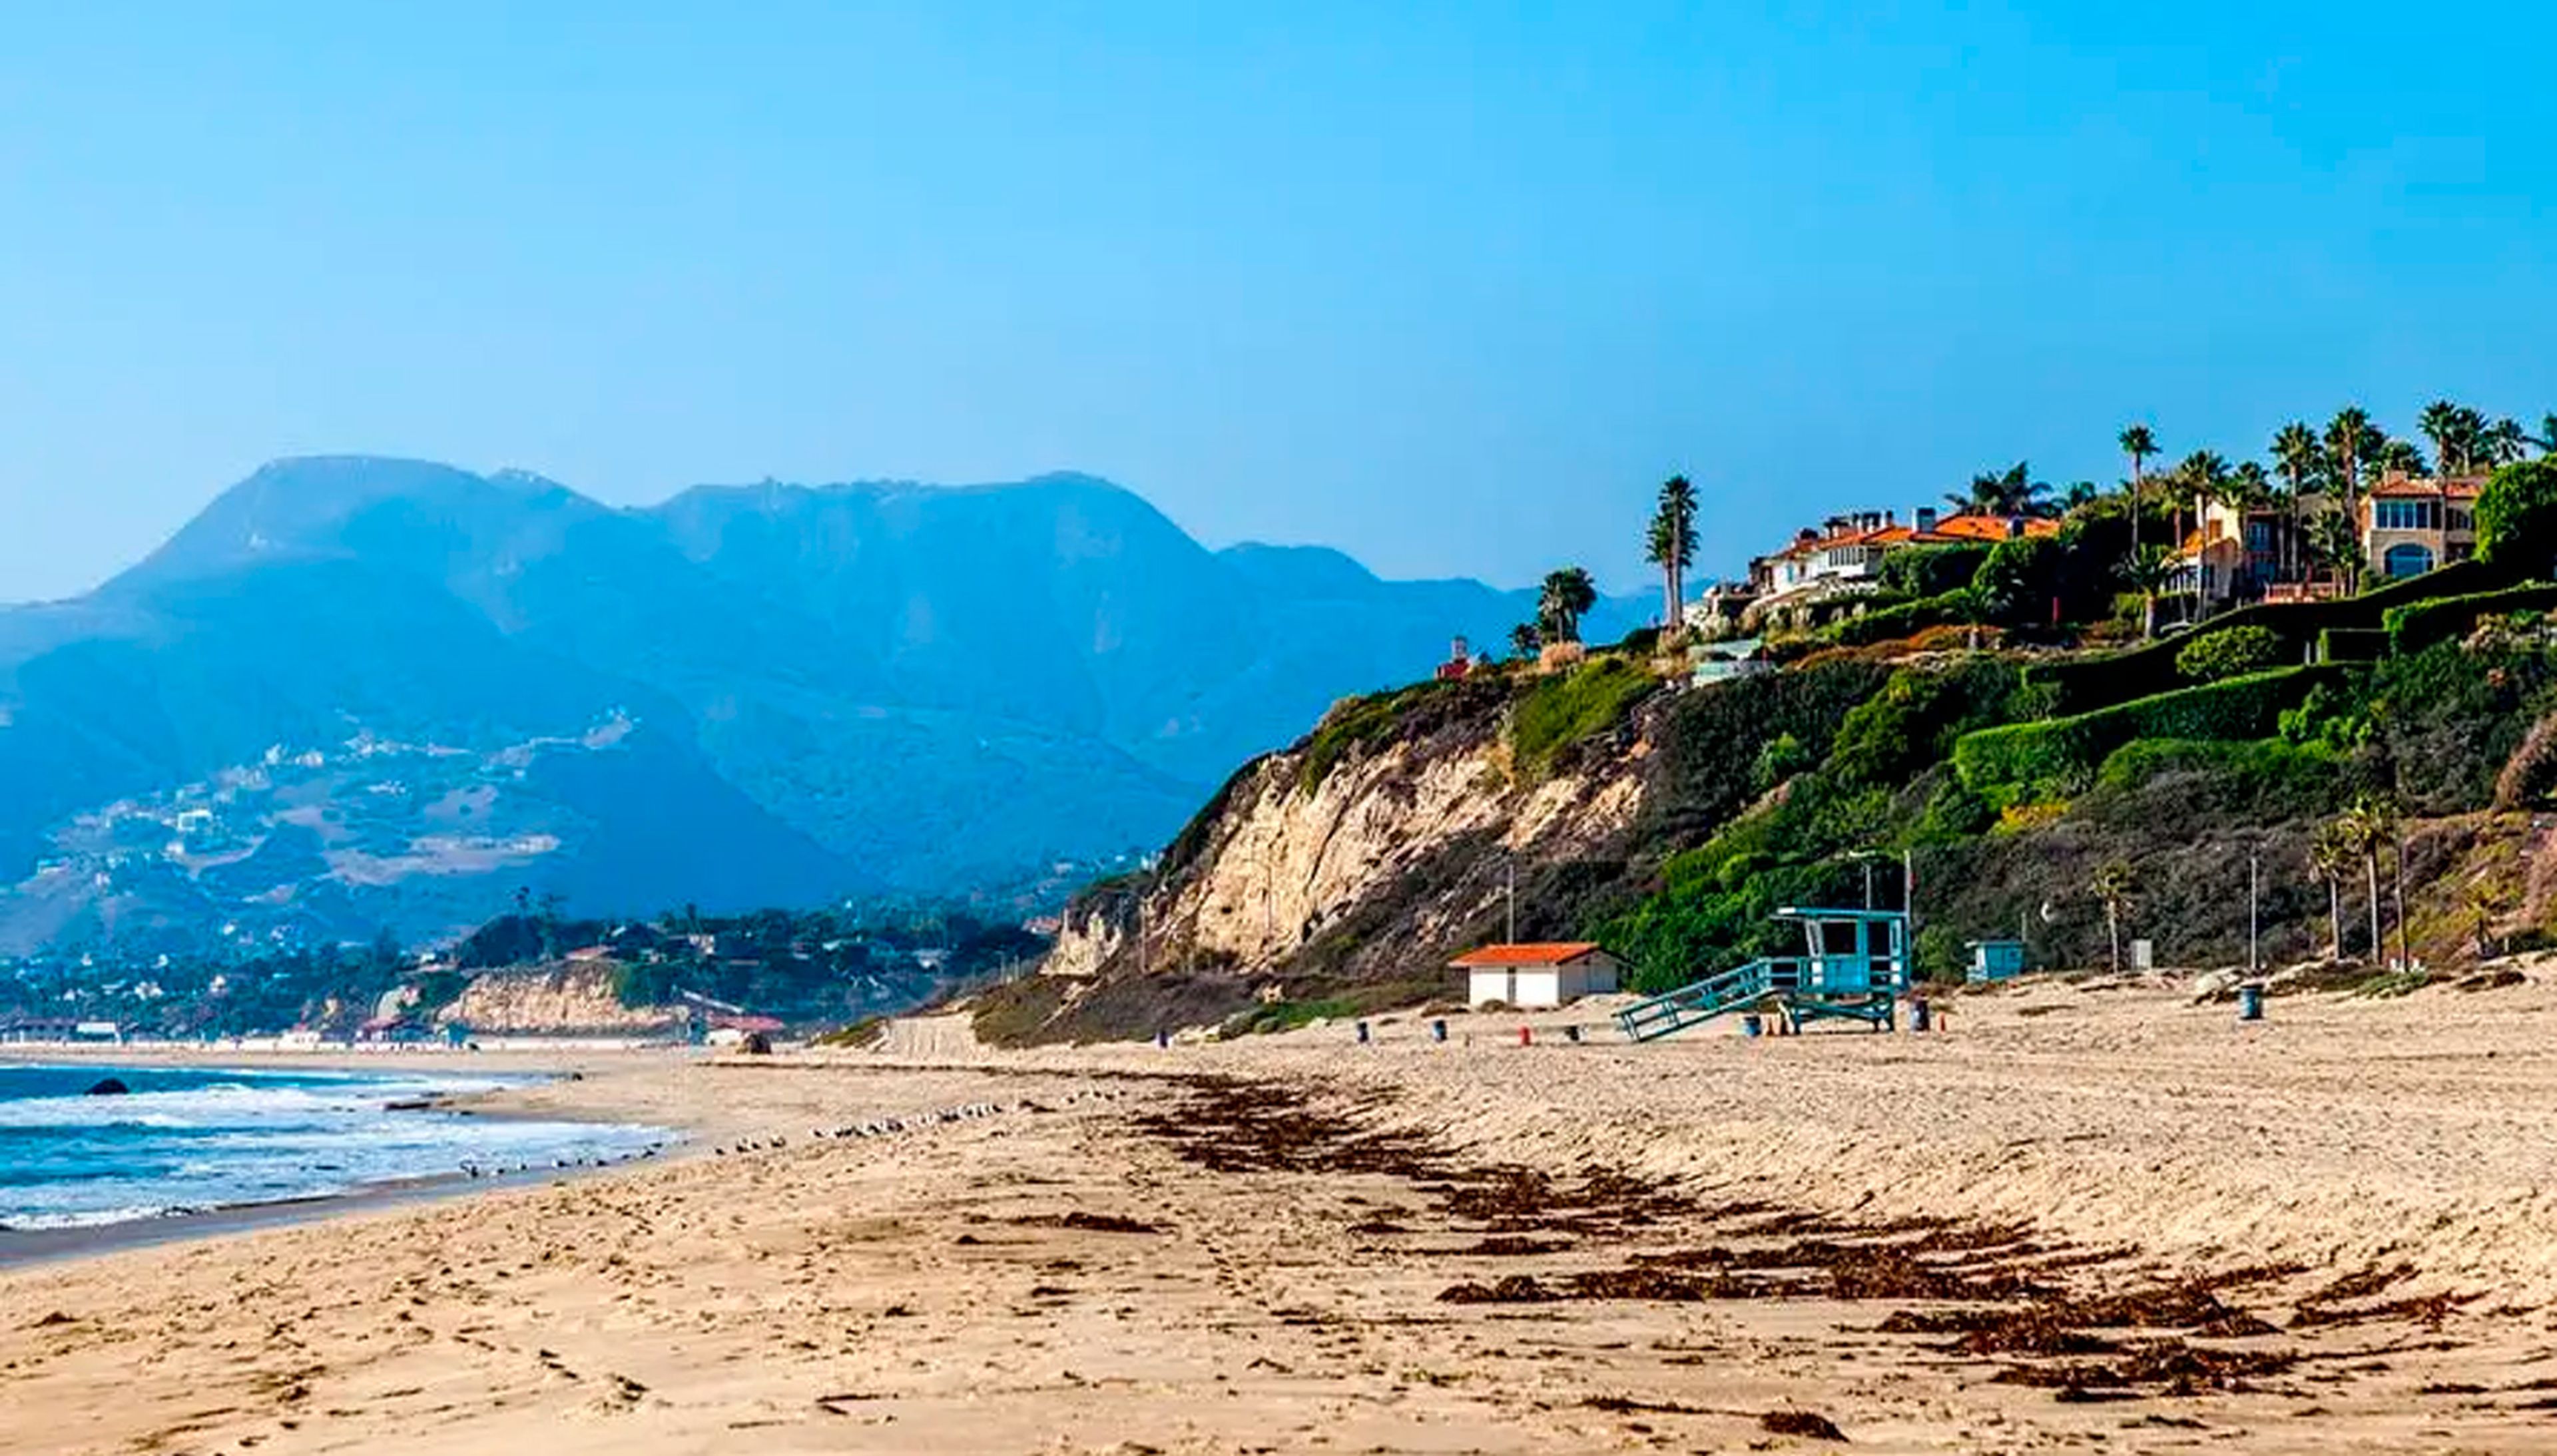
[2120,424,2159,549]
[2539,413,2557,458]
[2325,407,2383,563]
[2091,860,2137,973]
[2309,821,2352,961]
[1645,475,1699,631]
[2273,421,2321,585]
[1538,567,1598,644]
[2174,451,2230,604]
[2339,796,2392,961]
[2118,545,2179,640]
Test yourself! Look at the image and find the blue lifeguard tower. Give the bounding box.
[1615,905,1910,1041]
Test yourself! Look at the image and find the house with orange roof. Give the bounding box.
[1450,941,1621,1007]
[2363,473,2482,579]
[1735,505,2059,631]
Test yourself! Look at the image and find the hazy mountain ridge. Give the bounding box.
[0,456,1641,954]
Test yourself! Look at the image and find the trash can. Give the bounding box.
[1909,999,1932,1033]
[1430,1019,1448,1043]
[1741,1013,1763,1039]
[2237,984,2264,1022]
[1564,1023,1583,1044]
[1355,1020,1371,1044]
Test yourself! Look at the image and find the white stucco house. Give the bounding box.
[1451,942,1623,1008]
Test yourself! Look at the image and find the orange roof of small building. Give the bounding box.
[1450,941,1605,968]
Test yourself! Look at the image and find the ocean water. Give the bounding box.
[0,1063,667,1232]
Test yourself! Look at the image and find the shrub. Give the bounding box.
[1751,732,1814,793]
[2383,583,2557,655]
[2092,738,2347,817]
[1974,535,2066,625]
[1821,590,1979,647]
[1510,657,1656,777]
[1879,543,1992,599]
[1952,666,2335,792]
[2176,625,2286,682]
[2475,459,2557,576]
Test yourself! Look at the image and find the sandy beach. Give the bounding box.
[11,975,2557,1453]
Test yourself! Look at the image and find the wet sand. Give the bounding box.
[8,976,2557,1452]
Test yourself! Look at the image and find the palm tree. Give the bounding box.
[2091,860,2137,973]
[1645,475,1699,632]
[2452,406,2491,473]
[2173,451,2230,604]
[2339,796,2393,962]
[2375,437,2429,479]
[2118,545,2179,640]
[2307,509,2364,594]
[1947,461,2052,519]
[2309,822,2352,961]
[1508,622,1542,660]
[2325,407,2383,557]
[2120,424,2158,549]
[2273,422,2322,583]
[2419,399,2464,476]
[1538,567,1598,644]
[2487,417,2530,466]
[2539,413,2557,458]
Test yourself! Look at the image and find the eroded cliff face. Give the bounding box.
[438,963,682,1036]
[1019,675,1654,1041]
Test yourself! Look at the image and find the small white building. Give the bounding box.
[1451,942,1622,1008]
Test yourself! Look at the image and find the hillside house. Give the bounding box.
[2187,473,2481,610]
[2363,473,2481,580]
[1739,507,2060,631]
[1451,942,1621,1008]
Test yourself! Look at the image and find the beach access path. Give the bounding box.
[6,974,2557,1453]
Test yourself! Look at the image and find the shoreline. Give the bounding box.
[11,982,2557,1450]
[0,1047,689,1269]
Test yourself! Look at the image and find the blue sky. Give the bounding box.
[3,1,2552,603]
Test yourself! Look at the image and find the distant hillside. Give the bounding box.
[0,456,1643,953]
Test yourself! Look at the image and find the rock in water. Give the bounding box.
[83,1077,132,1096]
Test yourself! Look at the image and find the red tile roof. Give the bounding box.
[1450,942,1605,968]
[2368,475,2483,499]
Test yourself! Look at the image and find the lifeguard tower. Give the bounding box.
[1615,905,1910,1041]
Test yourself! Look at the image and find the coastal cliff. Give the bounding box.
[987,571,2557,1047]
[1003,665,1661,1041]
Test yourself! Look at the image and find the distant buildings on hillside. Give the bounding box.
[1685,474,2490,639]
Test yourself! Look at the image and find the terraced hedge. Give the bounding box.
[1953,664,2339,791]
[2029,560,2512,713]
[2383,583,2557,655]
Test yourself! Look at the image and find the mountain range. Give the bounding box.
[0,457,1643,955]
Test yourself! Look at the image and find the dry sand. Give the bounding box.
[10,973,2557,1453]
